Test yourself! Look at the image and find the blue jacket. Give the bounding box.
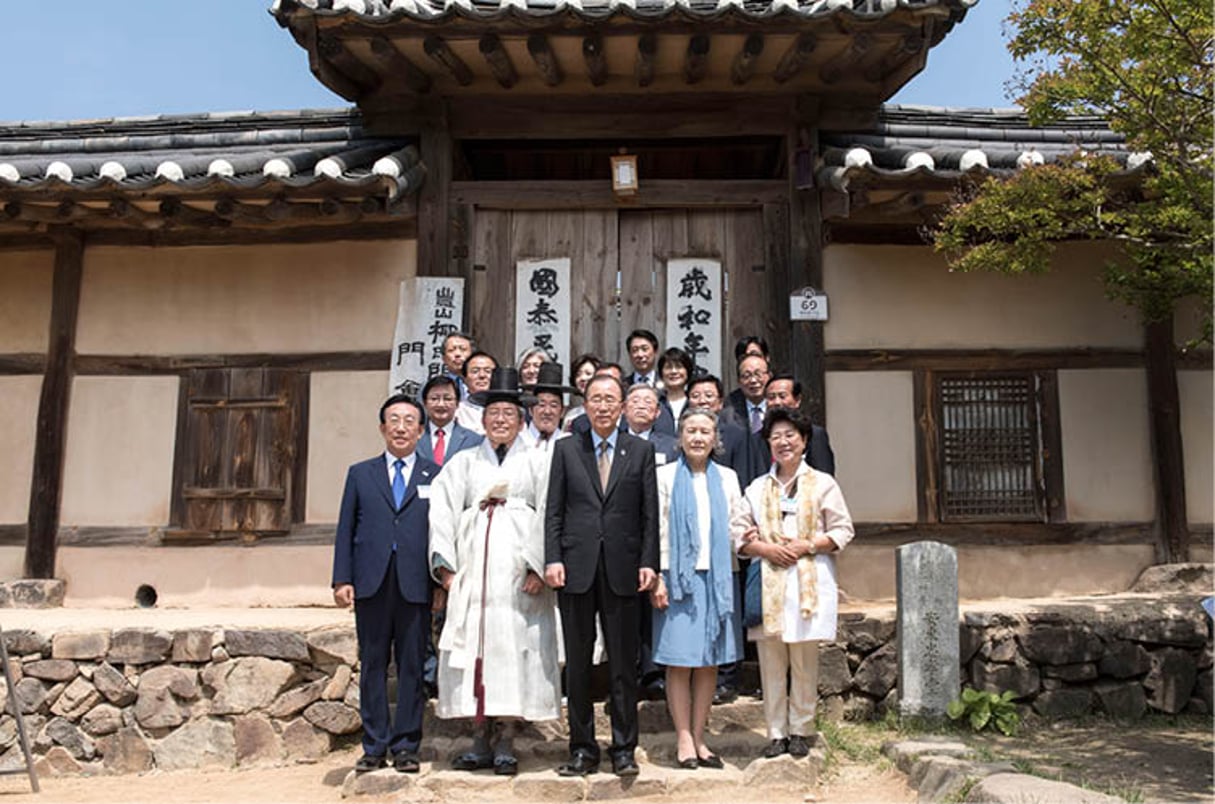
[332,454,439,604]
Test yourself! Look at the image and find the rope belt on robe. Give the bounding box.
[473,496,506,724]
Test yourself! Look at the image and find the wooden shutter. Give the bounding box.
[168,368,305,542]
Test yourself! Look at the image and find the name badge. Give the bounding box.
[655,453,668,465]
[779,498,797,514]
[417,485,432,499]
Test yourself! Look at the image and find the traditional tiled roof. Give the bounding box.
[818,104,1149,191]
[0,109,419,201]
[273,0,977,23]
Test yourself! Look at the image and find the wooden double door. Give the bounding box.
[468,207,777,384]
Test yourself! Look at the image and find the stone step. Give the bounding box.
[422,697,769,740]
[344,745,823,800]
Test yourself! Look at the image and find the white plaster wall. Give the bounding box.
[76,240,415,355]
[822,242,1141,350]
[60,376,179,526]
[306,371,391,523]
[0,249,52,352]
[825,371,917,521]
[1179,370,1213,525]
[1058,369,1154,521]
[0,376,42,524]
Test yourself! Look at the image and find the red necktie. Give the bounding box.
[434,428,446,465]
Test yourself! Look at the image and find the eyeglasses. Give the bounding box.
[739,371,769,381]
[385,415,420,427]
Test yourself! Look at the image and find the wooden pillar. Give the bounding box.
[25,227,84,579]
[417,105,453,279]
[1145,315,1189,562]
[787,129,826,426]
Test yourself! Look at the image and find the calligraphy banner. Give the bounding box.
[665,258,722,378]
[515,257,571,371]
[389,277,465,398]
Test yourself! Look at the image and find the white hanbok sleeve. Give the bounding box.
[816,472,854,551]
[428,451,467,580]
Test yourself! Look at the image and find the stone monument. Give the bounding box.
[896,541,960,718]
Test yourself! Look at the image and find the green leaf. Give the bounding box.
[970,707,992,732]
[946,699,966,720]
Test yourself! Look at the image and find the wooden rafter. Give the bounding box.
[730,33,765,86]
[424,35,474,86]
[478,33,518,89]
[369,36,432,94]
[527,34,564,87]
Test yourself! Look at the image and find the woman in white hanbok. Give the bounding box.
[739,407,854,761]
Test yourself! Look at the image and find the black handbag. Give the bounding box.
[743,559,763,629]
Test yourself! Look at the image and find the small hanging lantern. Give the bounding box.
[610,149,639,197]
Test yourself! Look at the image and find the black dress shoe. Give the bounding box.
[787,735,810,758]
[493,753,518,776]
[762,738,788,758]
[557,754,600,776]
[712,685,738,705]
[393,752,420,773]
[643,678,666,701]
[697,753,724,769]
[451,751,494,771]
[611,754,640,777]
[355,753,387,773]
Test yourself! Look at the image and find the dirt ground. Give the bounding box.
[0,718,1208,804]
[0,741,914,804]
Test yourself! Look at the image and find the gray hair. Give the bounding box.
[676,406,724,460]
[626,383,660,403]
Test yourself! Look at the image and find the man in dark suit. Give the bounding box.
[625,329,661,388]
[332,394,439,773]
[763,373,836,475]
[725,335,770,421]
[622,383,677,461]
[544,375,659,777]
[417,375,482,467]
[729,354,772,436]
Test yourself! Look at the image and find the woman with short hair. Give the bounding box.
[739,407,854,759]
[650,408,751,769]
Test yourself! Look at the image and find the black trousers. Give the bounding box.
[558,547,640,761]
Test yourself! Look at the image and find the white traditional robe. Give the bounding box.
[428,438,561,721]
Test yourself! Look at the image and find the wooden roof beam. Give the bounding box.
[636,33,657,88]
[317,35,382,98]
[478,34,518,89]
[865,31,925,82]
[369,37,432,94]
[820,33,872,85]
[424,36,474,87]
[583,32,608,88]
[773,34,817,84]
[684,34,710,85]
[527,34,564,87]
[730,33,765,86]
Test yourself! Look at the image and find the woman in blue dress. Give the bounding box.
[650,408,753,769]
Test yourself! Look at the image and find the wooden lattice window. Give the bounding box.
[167,368,308,543]
[936,374,1045,522]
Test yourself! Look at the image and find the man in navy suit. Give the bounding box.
[332,394,439,773]
[418,375,483,467]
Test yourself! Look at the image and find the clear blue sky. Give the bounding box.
[0,0,1017,123]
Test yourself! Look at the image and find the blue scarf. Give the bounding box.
[668,457,733,645]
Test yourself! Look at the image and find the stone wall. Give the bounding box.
[0,626,358,775]
[1,596,1210,775]
[821,597,1213,723]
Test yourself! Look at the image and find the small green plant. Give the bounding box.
[946,687,1021,736]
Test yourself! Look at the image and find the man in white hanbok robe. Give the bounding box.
[429,371,561,774]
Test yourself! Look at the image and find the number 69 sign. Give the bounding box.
[789,286,828,322]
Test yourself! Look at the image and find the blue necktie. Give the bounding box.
[392,458,406,509]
